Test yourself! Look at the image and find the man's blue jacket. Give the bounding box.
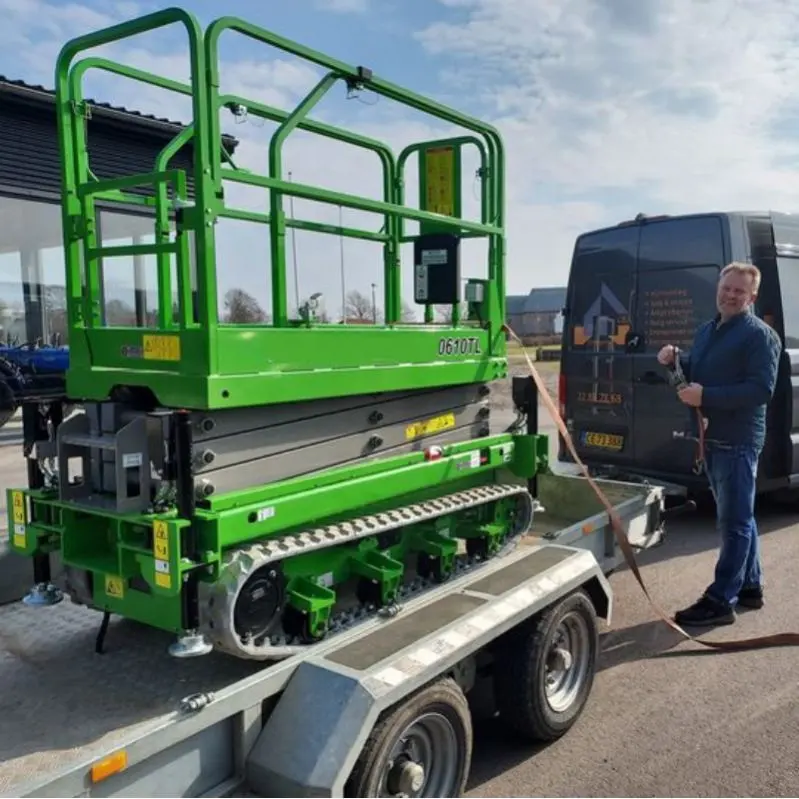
[681,310,782,450]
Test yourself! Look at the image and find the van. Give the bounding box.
[557,210,799,498]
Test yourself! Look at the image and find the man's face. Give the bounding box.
[716,270,756,318]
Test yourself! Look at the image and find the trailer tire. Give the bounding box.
[493,588,598,743]
[346,676,472,798]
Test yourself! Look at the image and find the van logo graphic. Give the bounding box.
[573,282,631,347]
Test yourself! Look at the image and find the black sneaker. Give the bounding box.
[737,586,764,609]
[674,595,735,627]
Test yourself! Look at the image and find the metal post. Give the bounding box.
[133,234,147,326]
[288,171,300,314]
[174,411,199,630]
[20,248,46,345]
[21,401,62,606]
[339,204,346,321]
[511,374,539,500]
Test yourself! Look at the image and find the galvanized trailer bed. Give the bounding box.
[0,472,664,798]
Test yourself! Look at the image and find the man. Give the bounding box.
[657,261,781,626]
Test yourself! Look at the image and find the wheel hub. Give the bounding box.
[549,645,573,673]
[544,612,591,713]
[232,566,285,642]
[390,759,425,795]
[384,711,459,797]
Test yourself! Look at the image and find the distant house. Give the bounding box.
[506,287,567,338]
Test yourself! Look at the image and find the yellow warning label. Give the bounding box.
[11,490,26,525]
[155,572,172,589]
[405,412,456,441]
[424,146,455,217]
[105,575,124,599]
[153,520,170,561]
[143,334,181,362]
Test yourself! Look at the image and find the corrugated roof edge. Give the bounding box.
[0,75,240,152]
[506,287,566,315]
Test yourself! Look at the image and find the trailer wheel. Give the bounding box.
[493,588,598,743]
[346,677,472,798]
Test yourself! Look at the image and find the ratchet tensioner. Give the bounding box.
[666,347,705,475]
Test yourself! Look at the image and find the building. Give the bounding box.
[0,74,237,604]
[506,286,567,339]
[0,75,238,346]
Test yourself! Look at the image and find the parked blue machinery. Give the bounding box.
[0,340,70,429]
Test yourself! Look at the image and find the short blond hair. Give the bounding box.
[720,261,761,293]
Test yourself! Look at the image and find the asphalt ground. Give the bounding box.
[466,486,799,798]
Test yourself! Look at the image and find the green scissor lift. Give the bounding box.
[6,6,547,659]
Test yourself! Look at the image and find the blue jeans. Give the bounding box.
[703,443,763,607]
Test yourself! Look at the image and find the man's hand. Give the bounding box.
[678,382,703,407]
[657,345,676,366]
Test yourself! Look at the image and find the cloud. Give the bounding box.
[9,0,799,318]
[314,0,370,12]
[415,0,799,223]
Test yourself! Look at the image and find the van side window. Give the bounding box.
[636,217,725,351]
[638,216,726,271]
[776,259,799,348]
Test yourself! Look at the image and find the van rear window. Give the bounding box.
[566,226,637,350]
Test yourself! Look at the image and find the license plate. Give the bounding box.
[581,431,624,450]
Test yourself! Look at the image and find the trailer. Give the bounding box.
[2,5,668,797]
[1,469,664,798]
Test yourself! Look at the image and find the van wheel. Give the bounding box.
[345,677,472,797]
[493,589,599,742]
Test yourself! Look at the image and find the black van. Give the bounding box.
[557,210,799,497]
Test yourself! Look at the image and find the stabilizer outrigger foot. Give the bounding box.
[22,581,63,607]
[168,631,214,658]
[95,610,111,654]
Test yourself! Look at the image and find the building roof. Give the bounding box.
[0,75,239,151]
[506,295,528,315]
[507,286,566,315]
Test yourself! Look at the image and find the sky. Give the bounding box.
[1,0,799,323]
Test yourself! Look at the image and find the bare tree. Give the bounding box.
[105,299,137,326]
[399,301,417,323]
[344,289,377,322]
[223,288,268,323]
[434,303,468,324]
